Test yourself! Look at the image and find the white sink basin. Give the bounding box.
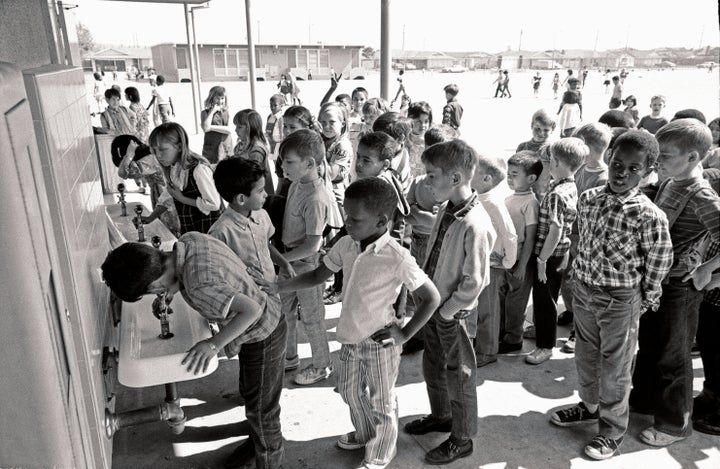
[105,202,176,251]
[118,293,219,388]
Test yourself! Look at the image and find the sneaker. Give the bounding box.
[284,355,299,371]
[638,426,687,447]
[551,402,599,427]
[355,463,388,469]
[523,324,536,339]
[525,347,553,365]
[476,353,498,368]
[694,412,720,436]
[693,390,717,421]
[584,434,622,460]
[498,340,523,354]
[404,416,452,435]
[425,438,473,465]
[561,330,576,354]
[323,290,343,305]
[337,432,365,450]
[224,439,255,469]
[557,310,574,326]
[294,365,333,385]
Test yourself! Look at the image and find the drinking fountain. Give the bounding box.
[134,204,145,242]
[117,183,127,216]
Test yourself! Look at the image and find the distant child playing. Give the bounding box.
[609,76,622,109]
[441,84,463,131]
[557,91,583,137]
[254,177,441,469]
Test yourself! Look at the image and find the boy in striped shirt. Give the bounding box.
[549,130,673,460]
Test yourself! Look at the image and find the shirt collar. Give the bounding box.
[445,191,479,219]
[223,206,260,229]
[358,230,392,254]
[549,177,574,190]
[599,184,640,204]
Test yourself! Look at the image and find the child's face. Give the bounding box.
[344,198,384,243]
[548,152,567,179]
[337,97,352,112]
[363,111,378,128]
[656,143,698,180]
[283,116,305,138]
[239,177,267,211]
[355,143,387,179]
[106,96,121,109]
[319,107,343,139]
[270,100,283,115]
[213,95,226,107]
[152,141,181,167]
[650,99,665,115]
[531,121,554,143]
[423,161,456,203]
[472,170,494,194]
[411,114,431,136]
[352,93,367,112]
[608,149,648,195]
[507,165,535,193]
[445,92,453,101]
[281,149,313,182]
[235,123,249,142]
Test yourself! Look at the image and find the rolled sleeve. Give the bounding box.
[193,164,222,214]
[399,251,430,292]
[546,192,565,227]
[323,237,348,273]
[183,283,235,321]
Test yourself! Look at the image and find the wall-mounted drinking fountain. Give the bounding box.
[133,204,145,242]
[117,183,127,216]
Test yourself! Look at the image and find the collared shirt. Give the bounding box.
[208,207,276,283]
[175,232,281,356]
[573,185,673,311]
[505,190,539,248]
[425,192,476,280]
[477,187,517,269]
[282,177,331,249]
[324,232,429,344]
[158,158,222,215]
[534,178,577,258]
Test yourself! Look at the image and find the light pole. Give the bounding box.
[190,2,209,115]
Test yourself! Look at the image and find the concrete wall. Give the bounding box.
[0,0,60,69]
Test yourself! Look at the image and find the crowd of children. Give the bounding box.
[100,72,720,469]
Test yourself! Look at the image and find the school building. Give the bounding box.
[151,43,364,82]
[83,47,153,74]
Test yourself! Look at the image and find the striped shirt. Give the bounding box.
[534,178,577,258]
[573,186,673,311]
[175,232,281,356]
[654,176,720,278]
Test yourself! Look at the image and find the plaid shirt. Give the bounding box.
[704,240,720,306]
[534,178,577,258]
[175,232,281,357]
[573,186,673,311]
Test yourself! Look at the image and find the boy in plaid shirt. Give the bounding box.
[550,131,673,460]
[526,138,588,365]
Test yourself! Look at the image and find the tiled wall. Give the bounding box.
[23,64,112,468]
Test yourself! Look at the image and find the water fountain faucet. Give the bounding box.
[149,236,174,339]
[134,205,145,242]
[117,183,127,217]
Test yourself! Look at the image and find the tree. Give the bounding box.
[362,46,376,60]
[76,22,96,56]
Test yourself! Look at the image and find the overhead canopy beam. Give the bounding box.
[380,0,390,100]
[244,0,257,109]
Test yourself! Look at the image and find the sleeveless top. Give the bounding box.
[175,163,223,234]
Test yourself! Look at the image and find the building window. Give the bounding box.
[293,49,329,70]
[213,48,249,76]
[176,47,188,69]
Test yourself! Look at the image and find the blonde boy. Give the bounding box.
[637,95,669,135]
[517,109,557,154]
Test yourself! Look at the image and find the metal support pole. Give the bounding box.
[380,0,391,101]
[191,7,203,110]
[244,0,257,109]
[184,3,200,134]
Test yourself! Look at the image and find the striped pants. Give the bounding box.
[338,339,401,465]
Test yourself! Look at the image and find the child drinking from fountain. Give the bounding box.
[101,232,286,469]
[251,177,440,469]
[233,109,274,196]
[140,122,223,234]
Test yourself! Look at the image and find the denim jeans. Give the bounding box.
[422,310,478,441]
[405,232,430,342]
[574,282,641,440]
[631,280,704,437]
[238,316,287,469]
[559,234,579,314]
[532,254,565,349]
[499,260,534,344]
[475,267,504,356]
[280,253,331,369]
[697,301,720,397]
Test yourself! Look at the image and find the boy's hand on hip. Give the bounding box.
[558,251,570,271]
[371,324,405,347]
[683,265,713,291]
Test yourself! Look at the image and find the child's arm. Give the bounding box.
[182,293,263,374]
[283,235,323,262]
[166,165,221,213]
[201,107,233,134]
[512,223,537,281]
[146,95,155,111]
[169,97,175,116]
[536,223,561,282]
[268,242,294,276]
[327,145,351,183]
[251,263,334,295]
[637,213,673,311]
[371,280,441,346]
[319,72,341,106]
[682,193,720,289]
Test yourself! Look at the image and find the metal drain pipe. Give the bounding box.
[104,383,186,438]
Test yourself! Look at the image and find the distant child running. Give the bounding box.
[442,84,463,130]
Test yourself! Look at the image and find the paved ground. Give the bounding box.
[110,293,720,469]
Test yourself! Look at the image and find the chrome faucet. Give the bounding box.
[150,236,174,339]
[117,183,127,216]
[134,205,145,242]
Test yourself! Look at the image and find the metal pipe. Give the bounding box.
[244,0,257,109]
[104,402,185,438]
[184,3,200,134]
[190,4,206,110]
[380,0,391,100]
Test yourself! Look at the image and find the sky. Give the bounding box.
[70,0,719,53]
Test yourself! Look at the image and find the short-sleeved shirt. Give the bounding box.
[573,165,609,234]
[516,140,544,153]
[505,191,539,247]
[282,177,331,249]
[200,109,232,164]
[654,176,720,277]
[175,232,281,356]
[208,207,276,283]
[324,232,429,344]
[534,178,577,258]
[637,115,668,135]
